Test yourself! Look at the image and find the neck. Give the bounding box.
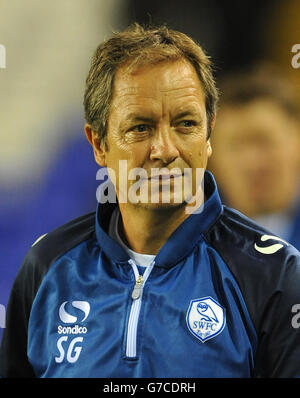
[118,202,192,255]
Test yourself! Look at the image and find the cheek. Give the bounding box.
[181,142,209,169]
[108,131,131,154]
[197,141,211,162]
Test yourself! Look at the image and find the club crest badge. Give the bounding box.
[186,296,226,343]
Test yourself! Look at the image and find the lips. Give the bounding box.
[150,174,182,180]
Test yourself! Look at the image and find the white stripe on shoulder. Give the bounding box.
[32,233,48,247]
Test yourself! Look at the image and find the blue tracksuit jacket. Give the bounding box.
[1,171,300,378]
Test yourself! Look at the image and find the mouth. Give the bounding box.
[149,174,182,180]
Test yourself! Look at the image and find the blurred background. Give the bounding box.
[1,0,300,340]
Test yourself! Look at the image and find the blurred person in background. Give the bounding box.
[208,65,300,249]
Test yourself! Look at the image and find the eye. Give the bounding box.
[181,120,195,128]
[132,124,149,132]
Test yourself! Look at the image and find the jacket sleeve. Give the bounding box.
[0,214,95,378]
[0,252,40,377]
[253,252,300,378]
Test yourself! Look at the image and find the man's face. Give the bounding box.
[97,58,212,210]
[209,99,300,216]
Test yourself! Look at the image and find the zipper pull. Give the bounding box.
[131,275,143,300]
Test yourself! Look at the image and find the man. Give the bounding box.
[1,24,300,378]
[209,67,300,250]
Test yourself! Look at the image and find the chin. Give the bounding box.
[134,200,186,212]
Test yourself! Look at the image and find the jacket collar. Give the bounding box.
[95,170,223,269]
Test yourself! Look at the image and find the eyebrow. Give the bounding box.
[124,113,157,124]
[123,109,201,126]
[172,110,200,121]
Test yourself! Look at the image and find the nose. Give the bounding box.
[149,126,179,165]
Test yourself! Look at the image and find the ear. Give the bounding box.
[206,114,215,158]
[210,113,216,132]
[84,124,107,167]
[207,138,212,158]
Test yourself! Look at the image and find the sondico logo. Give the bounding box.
[55,301,90,364]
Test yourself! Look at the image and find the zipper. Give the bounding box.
[132,275,144,300]
[126,259,155,358]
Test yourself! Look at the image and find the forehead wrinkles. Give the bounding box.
[111,61,206,112]
[111,91,204,120]
[115,75,202,94]
[113,85,204,109]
